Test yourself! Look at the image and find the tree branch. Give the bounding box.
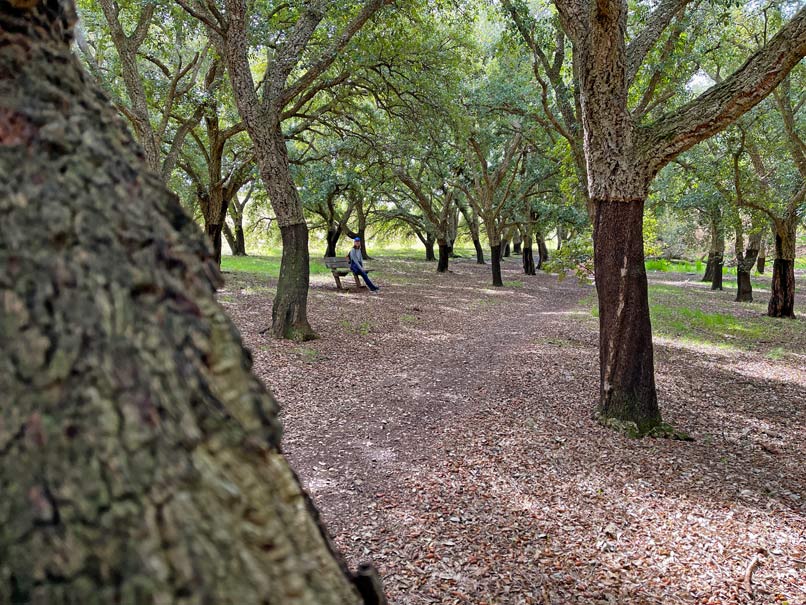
[626,0,692,88]
[641,7,806,175]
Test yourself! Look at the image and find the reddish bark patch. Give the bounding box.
[0,108,36,146]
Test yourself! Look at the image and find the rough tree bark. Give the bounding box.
[553,0,806,432]
[424,233,436,261]
[757,236,766,273]
[437,239,450,273]
[734,227,761,303]
[701,214,722,283]
[710,223,724,291]
[522,233,536,275]
[0,2,383,603]
[536,233,549,269]
[223,221,248,256]
[490,243,504,287]
[768,221,797,318]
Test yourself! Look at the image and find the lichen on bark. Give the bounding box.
[0,1,372,603]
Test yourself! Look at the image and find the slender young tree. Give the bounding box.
[551,0,806,432]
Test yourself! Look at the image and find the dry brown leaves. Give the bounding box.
[219,256,805,605]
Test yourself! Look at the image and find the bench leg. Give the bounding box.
[333,273,343,289]
[353,274,363,288]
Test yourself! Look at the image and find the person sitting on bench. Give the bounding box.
[347,237,379,293]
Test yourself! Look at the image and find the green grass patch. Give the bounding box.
[221,254,330,277]
[645,259,703,274]
[400,314,418,324]
[503,280,524,288]
[584,284,790,352]
[340,319,373,335]
[651,304,766,340]
[293,347,319,363]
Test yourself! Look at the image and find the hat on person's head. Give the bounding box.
[354,237,361,242]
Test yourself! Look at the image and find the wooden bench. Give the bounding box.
[323,257,372,290]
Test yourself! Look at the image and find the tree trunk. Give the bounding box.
[522,239,536,275]
[735,231,759,302]
[437,239,450,273]
[736,267,754,302]
[473,238,485,264]
[424,233,436,261]
[536,233,548,269]
[757,238,766,274]
[710,252,723,290]
[233,222,247,256]
[273,223,316,340]
[325,227,341,258]
[736,246,760,303]
[223,222,237,255]
[252,127,315,340]
[490,244,504,287]
[593,200,660,433]
[702,252,715,282]
[768,224,797,318]
[206,221,223,266]
[0,5,377,602]
[357,200,371,259]
[556,224,564,250]
[512,231,522,254]
[503,240,511,258]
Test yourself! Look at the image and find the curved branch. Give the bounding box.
[641,7,806,175]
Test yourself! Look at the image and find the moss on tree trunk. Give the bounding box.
[0,3,377,602]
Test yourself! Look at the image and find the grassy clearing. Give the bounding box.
[583,282,798,353]
[645,259,704,274]
[222,254,331,277]
[647,257,806,274]
[647,284,797,352]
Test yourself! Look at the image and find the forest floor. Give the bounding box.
[219,253,805,605]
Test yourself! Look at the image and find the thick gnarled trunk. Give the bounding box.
[0,3,373,602]
[593,200,660,432]
[768,225,797,318]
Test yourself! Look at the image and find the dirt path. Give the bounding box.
[221,256,805,605]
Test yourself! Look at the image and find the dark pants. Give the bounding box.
[351,264,378,291]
